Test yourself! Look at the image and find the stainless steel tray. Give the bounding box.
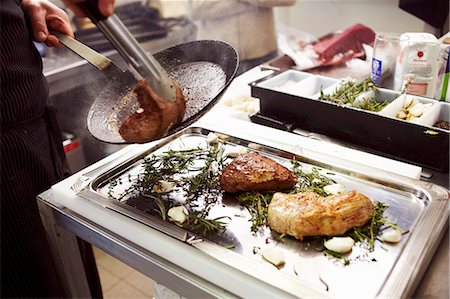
[78,127,449,298]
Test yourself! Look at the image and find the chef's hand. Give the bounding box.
[21,0,73,48]
[62,0,115,18]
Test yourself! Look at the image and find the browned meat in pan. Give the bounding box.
[119,79,186,143]
[268,190,374,240]
[220,152,297,193]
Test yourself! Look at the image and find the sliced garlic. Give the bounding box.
[207,132,219,144]
[261,248,285,267]
[380,229,402,243]
[168,206,188,224]
[323,184,345,195]
[153,180,176,193]
[224,146,247,158]
[324,237,354,253]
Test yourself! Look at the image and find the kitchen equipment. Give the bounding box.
[73,2,168,52]
[76,126,449,298]
[53,35,238,144]
[74,0,176,101]
[87,40,238,143]
[249,70,449,172]
[53,32,129,81]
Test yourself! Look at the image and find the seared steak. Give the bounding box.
[220,152,297,193]
[119,79,186,143]
[268,191,374,240]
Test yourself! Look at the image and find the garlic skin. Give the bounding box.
[323,184,345,195]
[168,206,188,224]
[380,229,402,243]
[324,237,355,253]
[153,180,176,193]
[261,248,285,267]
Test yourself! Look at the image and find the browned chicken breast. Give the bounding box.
[268,191,374,240]
[220,152,297,193]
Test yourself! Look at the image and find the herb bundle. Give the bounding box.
[319,78,388,112]
[108,144,227,236]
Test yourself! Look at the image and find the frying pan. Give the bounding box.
[87,40,239,143]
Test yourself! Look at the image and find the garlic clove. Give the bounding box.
[323,184,345,195]
[380,229,402,243]
[410,102,424,117]
[312,178,322,184]
[225,146,247,158]
[168,206,189,224]
[207,132,219,144]
[261,247,285,267]
[411,98,420,107]
[397,111,407,119]
[403,97,413,109]
[324,237,354,253]
[153,180,176,193]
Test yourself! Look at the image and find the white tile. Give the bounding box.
[97,265,121,292]
[125,270,154,297]
[104,281,149,299]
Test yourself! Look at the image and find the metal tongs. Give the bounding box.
[74,0,176,101]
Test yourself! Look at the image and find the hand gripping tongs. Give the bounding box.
[72,0,176,101]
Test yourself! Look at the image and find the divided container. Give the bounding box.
[250,70,449,171]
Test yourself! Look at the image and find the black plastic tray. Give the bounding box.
[250,71,449,172]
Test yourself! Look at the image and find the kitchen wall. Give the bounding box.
[152,0,438,38]
[274,0,433,38]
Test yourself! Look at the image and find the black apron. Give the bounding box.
[1,1,101,297]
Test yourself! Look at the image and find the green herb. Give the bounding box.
[238,192,273,232]
[319,78,388,112]
[347,201,394,251]
[189,211,229,236]
[291,161,335,196]
[324,250,350,265]
[107,144,228,237]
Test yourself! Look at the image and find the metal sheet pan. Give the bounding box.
[78,127,449,298]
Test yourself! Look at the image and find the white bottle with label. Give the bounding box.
[394,33,440,98]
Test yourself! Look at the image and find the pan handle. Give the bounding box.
[70,0,108,22]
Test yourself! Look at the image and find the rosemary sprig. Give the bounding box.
[107,144,227,237]
[238,191,273,232]
[291,161,335,197]
[347,201,393,251]
[189,211,230,236]
[319,78,388,112]
[324,250,350,265]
